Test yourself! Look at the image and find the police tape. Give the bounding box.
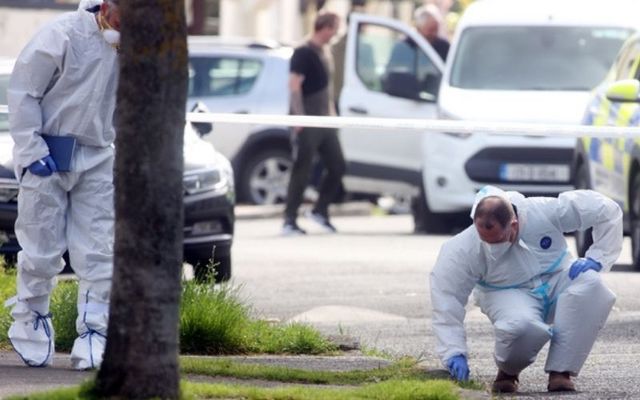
[187,112,640,139]
[2,104,638,138]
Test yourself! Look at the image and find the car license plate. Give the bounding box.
[499,164,570,182]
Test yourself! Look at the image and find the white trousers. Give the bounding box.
[12,145,114,336]
[476,268,615,376]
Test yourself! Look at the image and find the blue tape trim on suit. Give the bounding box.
[477,249,567,290]
[11,311,54,368]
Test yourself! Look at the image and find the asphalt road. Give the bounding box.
[231,206,640,399]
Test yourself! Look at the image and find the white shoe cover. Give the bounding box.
[8,313,55,367]
[70,330,106,370]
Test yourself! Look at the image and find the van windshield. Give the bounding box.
[450,26,631,91]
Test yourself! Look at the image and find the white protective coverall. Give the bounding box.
[430,187,622,377]
[6,4,118,369]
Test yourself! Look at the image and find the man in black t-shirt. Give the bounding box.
[282,11,345,236]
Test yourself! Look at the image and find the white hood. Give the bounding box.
[438,86,591,124]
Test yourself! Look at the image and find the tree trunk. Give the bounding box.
[94,0,188,398]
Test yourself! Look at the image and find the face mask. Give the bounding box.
[482,241,512,262]
[99,13,120,49]
[102,29,120,46]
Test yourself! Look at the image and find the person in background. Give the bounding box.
[413,4,450,62]
[6,0,119,370]
[282,11,346,236]
[387,4,449,79]
[430,185,621,393]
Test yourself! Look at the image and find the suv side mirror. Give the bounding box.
[190,101,213,136]
[383,71,432,102]
[605,79,640,103]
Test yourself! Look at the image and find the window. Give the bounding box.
[188,56,262,97]
[451,26,632,91]
[355,23,441,99]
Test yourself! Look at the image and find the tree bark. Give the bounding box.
[94,0,188,398]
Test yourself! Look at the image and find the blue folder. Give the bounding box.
[41,134,76,172]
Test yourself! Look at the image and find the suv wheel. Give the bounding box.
[239,148,292,205]
[573,162,594,257]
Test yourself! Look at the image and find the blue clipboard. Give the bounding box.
[41,134,76,172]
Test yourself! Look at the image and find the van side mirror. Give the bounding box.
[190,101,213,136]
[605,79,640,103]
[383,71,432,102]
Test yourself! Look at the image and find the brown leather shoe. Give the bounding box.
[548,371,576,392]
[492,370,519,393]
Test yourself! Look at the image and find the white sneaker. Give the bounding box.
[9,312,55,367]
[281,221,307,236]
[70,330,106,370]
[305,210,337,233]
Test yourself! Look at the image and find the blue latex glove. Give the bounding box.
[447,354,470,381]
[27,155,57,177]
[569,257,602,280]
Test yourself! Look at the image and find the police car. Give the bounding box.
[577,32,640,268]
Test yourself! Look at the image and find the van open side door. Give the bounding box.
[338,13,445,198]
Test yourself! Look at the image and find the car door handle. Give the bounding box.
[348,106,368,115]
[234,110,249,114]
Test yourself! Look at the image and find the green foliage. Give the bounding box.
[180,280,337,355]
[0,269,336,356]
[183,379,459,400]
[180,357,428,385]
[50,281,78,352]
[0,266,15,348]
[244,320,336,354]
[8,377,460,400]
[180,281,250,354]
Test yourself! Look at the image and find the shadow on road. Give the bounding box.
[611,264,639,273]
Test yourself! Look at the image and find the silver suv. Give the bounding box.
[187,37,293,205]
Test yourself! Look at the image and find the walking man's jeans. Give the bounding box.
[284,127,346,221]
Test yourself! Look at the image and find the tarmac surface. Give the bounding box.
[1,203,639,399]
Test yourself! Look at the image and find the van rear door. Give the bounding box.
[339,13,444,197]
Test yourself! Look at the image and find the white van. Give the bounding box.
[340,0,639,232]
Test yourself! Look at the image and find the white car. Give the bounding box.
[340,1,640,232]
[187,37,293,205]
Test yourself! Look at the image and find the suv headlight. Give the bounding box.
[0,179,18,202]
[183,169,223,195]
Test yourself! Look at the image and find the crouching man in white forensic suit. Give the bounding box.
[430,185,622,393]
[5,0,120,370]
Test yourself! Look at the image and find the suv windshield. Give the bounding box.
[450,26,632,91]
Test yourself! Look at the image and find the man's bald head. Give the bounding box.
[473,196,518,243]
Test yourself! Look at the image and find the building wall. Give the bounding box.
[218,0,423,45]
[0,0,455,58]
[0,8,64,58]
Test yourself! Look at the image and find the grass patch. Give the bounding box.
[50,281,79,352]
[7,374,461,400]
[184,379,460,400]
[0,271,336,356]
[181,357,436,385]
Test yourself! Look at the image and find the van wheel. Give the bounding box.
[573,162,593,257]
[629,173,640,270]
[411,182,449,234]
[239,148,292,205]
